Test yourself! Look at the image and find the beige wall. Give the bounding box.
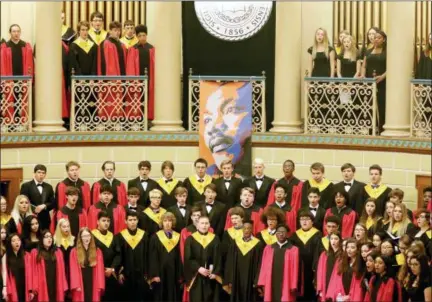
[1,2,35,43]
[2,146,430,210]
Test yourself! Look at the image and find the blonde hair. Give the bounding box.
[312,27,330,59]
[159,212,177,229]
[76,227,97,267]
[341,35,359,62]
[54,218,75,247]
[337,29,350,47]
[149,189,163,199]
[382,200,396,225]
[388,203,411,237]
[11,195,33,225]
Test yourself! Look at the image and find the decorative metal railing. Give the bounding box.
[0,76,33,133]
[304,77,377,136]
[71,75,148,132]
[188,69,266,132]
[411,79,431,138]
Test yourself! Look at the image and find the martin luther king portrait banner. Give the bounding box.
[199,81,252,178]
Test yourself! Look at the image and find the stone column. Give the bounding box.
[147,1,184,132]
[381,1,414,137]
[33,2,66,132]
[270,2,303,133]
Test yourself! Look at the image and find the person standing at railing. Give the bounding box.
[336,35,362,78]
[361,29,387,133]
[307,27,335,77]
[120,20,138,49]
[69,21,98,76]
[89,11,108,46]
[416,32,432,79]
[359,27,380,60]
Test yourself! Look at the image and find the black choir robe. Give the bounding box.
[149,230,182,302]
[156,178,183,209]
[167,204,192,233]
[127,177,159,207]
[323,206,357,239]
[92,229,120,302]
[224,204,264,235]
[224,237,264,302]
[51,205,88,239]
[183,175,213,205]
[301,179,335,210]
[333,180,366,215]
[297,205,326,233]
[140,207,167,237]
[184,232,222,302]
[88,28,108,46]
[362,184,392,216]
[290,227,323,301]
[256,229,277,246]
[115,228,150,301]
[88,201,126,235]
[0,214,18,235]
[242,175,275,208]
[212,177,243,209]
[91,178,128,206]
[196,200,227,238]
[69,38,97,75]
[56,178,91,211]
[267,177,304,211]
[126,42,155,120]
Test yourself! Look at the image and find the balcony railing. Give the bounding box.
[188,69,266,132]
[411,79,431,139]
[304,77,377,136]
[0,76,33,133]
[70,75,148,132]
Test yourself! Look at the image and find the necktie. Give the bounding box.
[310,207,317,212]
[141,179,148,183]
[344,182,352,186]
[372,184,379,189]
[165,179,173,184]
[198,179,204,183]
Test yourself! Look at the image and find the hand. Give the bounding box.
[153,277,161,283]
[208,274,216,280]
[34,205,45,214]
[29,293,35,301]
[257,287,264,297]
[76,288,81,292]
[104,268,113,277]
[2,287,7,300]
[198,267,210,277]
[118,274,125,285]
[374,75,385,83]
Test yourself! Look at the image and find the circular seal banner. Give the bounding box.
[194,2,273,42]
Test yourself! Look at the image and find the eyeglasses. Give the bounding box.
[355,228,366,232]
[43,235,53,239]
[300,218,311,221]
[81,234,91,238]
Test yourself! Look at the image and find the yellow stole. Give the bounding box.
[426,230,432,239]
[260,229,277,245]
[73,37,95,54]
[296,227,319,245]
[92,229,114,248]
[191,232,215,249]
[120,229,145,250]
[321,236,329,251]
[0,214,12,225]
[366,217,375,230]
[88,28,107,45]
[235,237,260,256]
[61,25,68,37]
[336,46,342,55]
[60,237,71,249]
[309,178,331,192]
[189,175,213,195]
[156,178,180,195]
[143,207,166,225]
[120,35,138,49]
[391,222,401,234]
[396,253,405,265]
[365,184,388,199]
[156,230,180,253]
[227,227,243,240]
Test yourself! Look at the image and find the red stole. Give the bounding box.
[325,260,364,301]
[50,207,88,234]
[91,181,127,206]
[223,207,264,235]
[69,248,105,302]
[266,180,303,211]
[284,210,297,237]
[323,208,357,239]
[257,245,299,302]
[428,201,432,212]
[126,45,155,120]
[6,252,32,302]
[364,275,402,302]
[87,203,126,234]
[57,181,91,210]
[30,249,68,301]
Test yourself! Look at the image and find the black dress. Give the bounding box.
[44,257,57,302]
[81,250,94,302]
[8,253,25,302]
[416,51,432,79]
[308,46,335,77]
[405,277,430,302]
[23,239,39,252]
[338,53,359,78]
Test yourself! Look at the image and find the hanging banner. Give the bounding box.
[199,81,252,178]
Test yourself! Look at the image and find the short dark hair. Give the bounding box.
[127,187,140,196]
[298,209,314,220]
[126,211,139,219]
[34,164,47,173]
[204,183,217,193]
[307,187,321,196]
[340,163,356,173]
[90,11,104,21]
[138,160,151,170]
[283,159,295,169]
[276,224,290,233]
[65,161,80,171]
[274,183,287,193]
[161,160,174,173]
[423,186,432,194]
[100,185,113,194]
[109,21,122,30]
[333,189,350,206]
[102,161,115,171]
[325,215,341,226]
[194,158,208,167]
[190,206,204,216]
[124,20,135,27]
[243,220,254,226]
[310,162,325,173]
[97,210,110,220]
[77,21,90,33]
[369,164,383,175]
[9,24,21,33]
[66,186,79,196]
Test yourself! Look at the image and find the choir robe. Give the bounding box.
[180,225,214,263]
[88,28,108,46]
[267,177,304,211]
[414,229,431,258]
[212,177,243,209]
[91,178,128,206]
[126,42,155,120]
[1,214,18,235]
[184,232,222,302]
[316,252,338,302]
[386,221,418,239]
[221,227,244,270]
[56,178,91,211]
[364,275,402,302]
[149,230,183,302]
[365,217,384,239]
[61,25,76,44]
[256,229,277,246]
[325,260,364,302]
[57,243,73,295]
[87,201,126,235]
[270,203,297,236]
[156,178,183,209]
[301,179,335,210]
[68,38,97,75]
[167,204,192,233]
[30,249,68,302]
[297,205,326,233]
[362,184,392,216]
[115,228,150,301]
[290,227,322,301]
[127,177,159,207]
[257,242,300,302]
[224,204,264,235]
[323,206,357,239]
[139,207,167,237]
[182,175,213,205]
[196,200,227,238]
[50,206,88,239]
[92,229,120,302]
[242,175,275,208]
[120,36,138,49]
[6,252,32,302]
[333,180,366,215]
[224,237,264,302]
[69,248,105,302]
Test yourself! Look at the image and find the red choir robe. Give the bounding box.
[224,205,264,235]
[49,207,88,234]
[126,43,155,120]
[323,206,357,239]
[316,252,335,302]
[427,201,432,212]
[325,260,364,301]
[266,179,303,211]
[257,243,300,302]
[30,249,68,301]
[69,248,105,302]
[6,252,32,302]
[56,180,91,211]
[364,275,402,302]
[91,179,128,206]
[87,203,126,234]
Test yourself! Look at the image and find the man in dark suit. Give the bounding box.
[242,158,274,208]
[127,160,158,207]
[195,183,226,237]
[212,159,242,209]
[333,163,365,215]
[167,186,191,233]
[20,164,55,230]
[297,187,326,233]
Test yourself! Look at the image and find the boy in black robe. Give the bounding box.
[61,10,76,44]
[183,158,213,205]
[69,21,97,76]
[140,189,167,237]
[362,164,392,216]
[301,162,334,210]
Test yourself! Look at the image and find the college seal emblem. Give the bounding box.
[194,2,273,41]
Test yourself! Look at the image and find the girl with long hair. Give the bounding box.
[416,32,432,79]
[21,215,41,252]
[0,225,7,301]
[337,35,361,78]
[323,190,357,239]
[54,218,75,299]
[353,223,368,244]
[372,231,386,250]
[335,30,350,56]
[1,196,17,235]
[404,254,431,302]
[10,195,33,235]
[359,198,383,238]
[387,203,417,238]
[382,200,395,229]
[30,230,68,302]
[360,26,380,58]
[308,27,336,77]
[363,250,378,292]
[413,209,431,258]
[69,227,104,302]
[380,238,397,268]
